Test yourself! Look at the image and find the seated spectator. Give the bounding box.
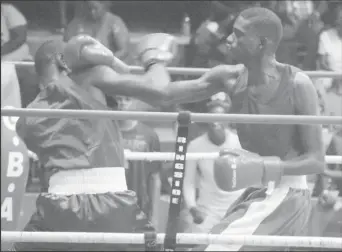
[117,95,162,227]
[316,4,342,117]
[1,3,38,108]
[180,102,244,234]
[64,1,130,62]
[186,1,245,69]
[269,0,323,68]
[1,2,31,61]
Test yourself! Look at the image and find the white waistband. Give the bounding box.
[276,175,308,190]
[48,167,127,195]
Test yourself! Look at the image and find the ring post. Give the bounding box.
[164,111,192,251]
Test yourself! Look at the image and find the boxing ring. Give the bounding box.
[1,62,342,250]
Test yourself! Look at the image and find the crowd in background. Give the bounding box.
[2,0,341,235]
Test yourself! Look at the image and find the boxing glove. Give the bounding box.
[214,148,284,191]
[63,35,130,74]
[135,33,177,70]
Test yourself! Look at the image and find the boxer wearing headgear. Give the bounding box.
[13,33,177,251]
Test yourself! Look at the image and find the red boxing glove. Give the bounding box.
[63,35,130,73]
[214,149,284,192]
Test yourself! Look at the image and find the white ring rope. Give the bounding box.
[3,61,342,78]
[123,151,342,164]
[1,231,341,248]
[2,108,342,125]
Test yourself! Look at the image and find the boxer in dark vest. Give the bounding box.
[164,7,324,251]
[13,33,176,251]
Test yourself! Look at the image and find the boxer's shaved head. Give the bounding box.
[34,40,67,76]
[227,7,283,62]
[237,7,283,51]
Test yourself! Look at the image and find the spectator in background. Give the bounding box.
[64,1,130,62]
[315,4,342,118]
[312,3,342,209]
[1,3,38,109]
[268,1,324,69]
[1,2,31,61]
[180,101,244,234]
[317,4,342,95]
[117,95,162,227]
[186,1,260,69]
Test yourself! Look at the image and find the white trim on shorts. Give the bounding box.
[48,167,127,195]
[205,187,290,251]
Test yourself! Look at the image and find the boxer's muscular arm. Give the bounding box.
[164,64,243,105]
[88,64,171,106]
[281,72,325,176]
[89,64,242,106]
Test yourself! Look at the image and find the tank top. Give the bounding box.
[230,64,304,159]
[230,64,308,189]
[23,75,125,178]
[190,130,245,215]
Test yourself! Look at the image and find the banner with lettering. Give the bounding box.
[1,63,29,231]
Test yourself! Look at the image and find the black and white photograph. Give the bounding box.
[1,1,341,251]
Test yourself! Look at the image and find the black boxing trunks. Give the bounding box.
[13,168,155,252]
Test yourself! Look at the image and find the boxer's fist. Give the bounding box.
[190,206,206,224]
[135,33,177,69]
[64,35,129,73]
[214,149,283,191]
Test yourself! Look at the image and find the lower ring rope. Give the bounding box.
[123,151,342,164]
[2,231,341,249]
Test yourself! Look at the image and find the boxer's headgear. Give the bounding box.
[34,40,70,76]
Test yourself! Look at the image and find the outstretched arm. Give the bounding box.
[90,63,242,107]
[66,33,242,106]
[163,64,243,105]
[281,72,325,176]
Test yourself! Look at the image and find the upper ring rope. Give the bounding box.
[2,108,342,125]
[2,61,342,78]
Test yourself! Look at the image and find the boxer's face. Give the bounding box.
[116,96,133,111]
[226,16,262,63]
[207,106,226,131]
[87,1,106,21]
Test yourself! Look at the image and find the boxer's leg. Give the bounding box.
[193,187,311,251]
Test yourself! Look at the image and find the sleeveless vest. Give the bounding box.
[230,64,303,160]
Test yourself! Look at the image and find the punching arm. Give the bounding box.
[164,64,243,105]
[89,64,170,106]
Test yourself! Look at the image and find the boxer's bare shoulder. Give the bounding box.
[291,71,325,169]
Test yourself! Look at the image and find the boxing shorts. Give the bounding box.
[13,168,156,251]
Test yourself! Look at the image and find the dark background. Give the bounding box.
[5,1,212,33]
